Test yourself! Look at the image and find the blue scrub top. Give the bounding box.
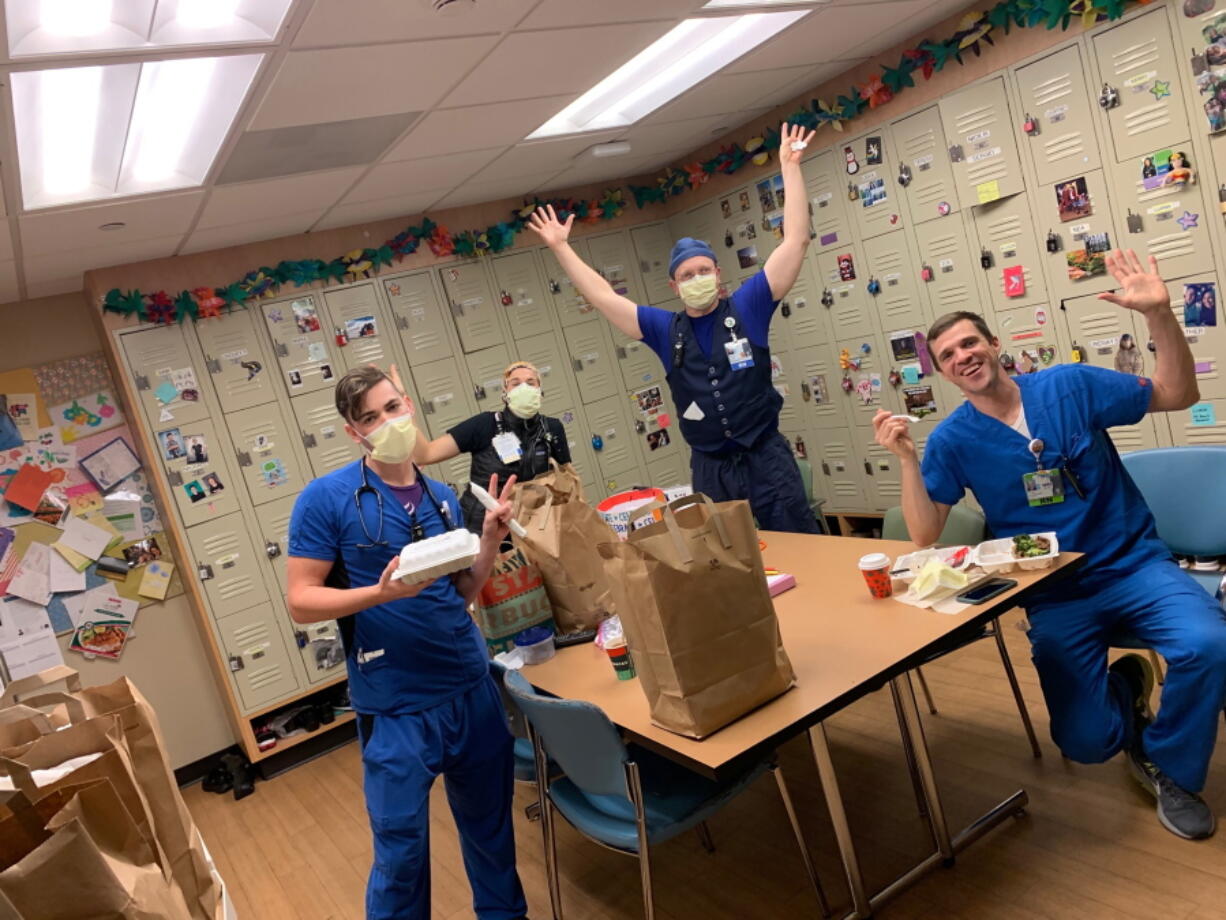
[288,460,488,715]
[921,364,1170,601]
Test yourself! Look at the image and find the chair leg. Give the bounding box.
[771,765,832,918]
[525,800,541,822]
[1147,648,1166,686]
[627,762,655,920]
[892,679,929,819]
[695,820,715,854]
[914,665,938,715]
[991,617,1042,759]
[529,727,562,920]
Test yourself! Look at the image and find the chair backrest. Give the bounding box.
[503,669,630,798]
[1120,446,1226,557]
[882,503,986,545]
[489,660,528,740]
[796,457,814,504]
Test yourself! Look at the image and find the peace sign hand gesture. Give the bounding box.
[778,122,816,168]
[1099,249,1169,317]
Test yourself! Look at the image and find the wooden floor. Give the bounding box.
[184,609,1226,919]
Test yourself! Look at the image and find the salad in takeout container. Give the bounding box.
[972,532,1059,574]
[891,545,972,583]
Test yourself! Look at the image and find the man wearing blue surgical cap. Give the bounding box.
[528,123,821,533]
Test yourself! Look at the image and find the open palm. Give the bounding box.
[1099,249,1169,316]
[527,204,574,248]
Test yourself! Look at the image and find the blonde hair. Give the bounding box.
[502,361,540,385]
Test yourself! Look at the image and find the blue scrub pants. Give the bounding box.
[357,675,527,920]
[1027,560,1226,793]
[690,430,821,534]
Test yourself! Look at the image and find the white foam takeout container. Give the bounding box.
[972,532,1059,574]
[392,530,482,584]
[891,545,973,584]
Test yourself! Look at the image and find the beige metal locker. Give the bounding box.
[259,296,339,396]
[586,230,645,305]
[439,262,504,353]
[384,270,454,360]
[938,76,1026,210]
[916,220,980,319]
[437,455,472,493]
[225,403,309,507]
[214,602,301,712]
[674,199,721,255]
[410,357,477,438]
[160,418,240,527]
[556,405,598,496]
[627,382,683,465]
[816,427,867,510]
[1015,44,1102,186]
[971,192,1048,311]
[121,324,211,429]
[772,350,806,438]
[1168,399,1226,446]
[1035,168,1118,301]
[646,453,690,491]
[185,512,272,619]
[860,438,902,512]
[563,319,619,404]
[491,250,553,340]
[290,618,345,685]
[256,493,296,596]
[767,294,792,356]
[291,391,360,477]
[1166,274,1226,401]
[1091,9,1189,163]
[891,104,960,224]
[792,344,851,431]
[465,344,512,414]
[1108,152,1213,281]
[835,333,894,428]
[194,310,278,413]
[324,283,393,372]
[629,222,676,304]
[537,240,599,329]
[515,332,575,418]
[784,265,830,351]
[614,326,667,392]
[863,231,928,331]
[844,128,904,240]
[815,247,876,339]
[804,149,853,252]
[599,466,648,500]
[582,394,646,487]
[994,302,1063,375]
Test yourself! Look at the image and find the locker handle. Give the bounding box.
[274,343,289,357]
[301,432,318,449]
[236,450,252,468]
[423,401,436,415]
[134,374,150,391]
[198,563,214,581]
[167,470,184,487]
[228,655,243,672]
[821,462,831,476]
[572,358,584,372]
[616,346,628,359]
[450,300,465,317]
[864,460,873,476]
[473,384,487,401]
[206,357,222,374]
[395,314,410,330]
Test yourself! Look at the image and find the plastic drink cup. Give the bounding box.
[858,552,893,599]
[606,641,636,680]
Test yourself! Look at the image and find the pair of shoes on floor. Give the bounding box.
[1110,653,1216,840]
[203,753,258,801]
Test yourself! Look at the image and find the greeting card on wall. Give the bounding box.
[49,390,124,443]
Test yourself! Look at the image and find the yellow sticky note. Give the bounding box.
[52,541,94,572]
[138,561,174,601]
[976,180,1001,204]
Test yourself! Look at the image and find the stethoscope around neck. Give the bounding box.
[354,459,453,549]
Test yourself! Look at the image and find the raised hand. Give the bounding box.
[873,409,918,462]
[526,204,574,249]
[778,122,816,168]
[1099,249,1169,317]
[481,473,517,542]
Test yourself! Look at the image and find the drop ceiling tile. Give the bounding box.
[386,94,580,161]
[25,277,81,299]
[520,0,700,29]
[181,211,327,255]
[469,133,621,184]
[341,148,505,204]
[24,236,182,286]
[293,0,534,48]
[198,169,365,229]
[621,115,738,158]
[441,22,675,108]
[313,190,450,233]
[250,38,500,131]
[0,260,19,304]
[535,154,662,194]
[644,66,816,124]
[847,1,951,59]
[18,192,206,256]
[431,175,565,210]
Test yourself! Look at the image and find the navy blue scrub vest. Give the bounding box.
[667,298,781,454]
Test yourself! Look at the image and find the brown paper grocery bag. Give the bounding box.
[511,476,618,634]
[599,494,795,739]
[0,779,193,920]
[21,677,218,920]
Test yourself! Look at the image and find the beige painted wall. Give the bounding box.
[1,292,235,768]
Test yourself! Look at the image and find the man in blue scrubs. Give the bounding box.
[528,123,821,533]
[874,250,1226,840]
[286,365,528,919]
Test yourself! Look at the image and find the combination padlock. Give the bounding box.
[1098,83,1120,109]
[980,248,994,269]
[1046,230,1061,253]
[898,164,912,187]
[821,288,834,307]
[1022,113,1039,136]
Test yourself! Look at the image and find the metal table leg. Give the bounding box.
[891,674,954,864]
[807,722,872,919]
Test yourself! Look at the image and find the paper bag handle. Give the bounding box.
[0,757,40,798]
[658,493,733,550]
[0,705,54,734]
[0,666,81,706]
[18,691,88,725]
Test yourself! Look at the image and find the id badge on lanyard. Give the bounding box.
[1022,437,1064,507]
[723,315,754,371]
[492,431,522,464]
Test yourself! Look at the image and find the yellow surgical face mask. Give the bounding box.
[677,274,719,310]
[362,413,417,463]
[506,383,542,419]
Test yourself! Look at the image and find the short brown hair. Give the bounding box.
[926,311,996,367]
[334,366,392,422]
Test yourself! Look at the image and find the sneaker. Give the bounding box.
[1108,653,1155,749]
[1127,748,1217,840]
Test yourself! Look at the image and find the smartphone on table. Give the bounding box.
[955,577,1019,604]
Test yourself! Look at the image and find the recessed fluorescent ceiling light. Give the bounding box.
[12,54,263,209]
[528,11,807,139]
[5,0,293,57]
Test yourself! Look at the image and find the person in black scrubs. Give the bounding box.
[414,360,572,532]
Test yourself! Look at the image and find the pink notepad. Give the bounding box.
[766,572,796,597]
